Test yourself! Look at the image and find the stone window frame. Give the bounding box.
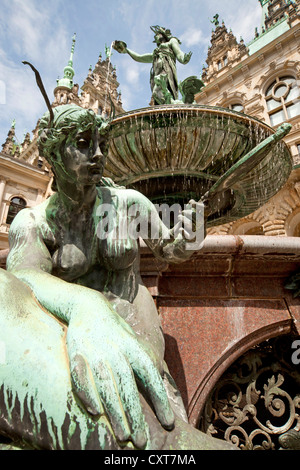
[264,73,300,127]
[227,102,244,113]
[5,195,27,226]
[217,93,245,114]
[217,55,228,71]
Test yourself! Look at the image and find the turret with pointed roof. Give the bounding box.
[201,19,248,85]
[53,33,80,107]
[80,49,124,117]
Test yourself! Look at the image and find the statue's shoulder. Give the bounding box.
[98,184,151,208]
[9,197,53,235]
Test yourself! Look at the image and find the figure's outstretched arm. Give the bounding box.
[127,190,205,263]
[170,37,192,65]
[126,48,153,63]
[6,206,174,449]
[112,40,153,63]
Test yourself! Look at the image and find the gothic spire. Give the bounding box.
[56,33,76,90]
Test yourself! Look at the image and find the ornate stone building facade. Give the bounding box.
[196,0,300,237]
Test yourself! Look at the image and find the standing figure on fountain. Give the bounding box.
[113,25,192,105]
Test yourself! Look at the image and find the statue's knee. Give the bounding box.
[0,269,16,294]
[0,269,32,307]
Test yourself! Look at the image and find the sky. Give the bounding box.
[0,0,262,146]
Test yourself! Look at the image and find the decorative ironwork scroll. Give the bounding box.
[200,335,300,450]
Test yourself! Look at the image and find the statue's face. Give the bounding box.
[154,33,165,45]
[60,126,108,185]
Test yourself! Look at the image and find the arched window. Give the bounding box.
[6,197,26,225]
[293,222,300,237]
[227,103,244,113]
[265,75,300,126]
[200,334,300,450]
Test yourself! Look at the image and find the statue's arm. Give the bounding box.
[170,38,192,65]
[126,48,153,63]
[113,40,152,63]
[6,207,175,448]
[7,207,81,324]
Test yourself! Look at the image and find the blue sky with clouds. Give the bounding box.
[0,0,262,145]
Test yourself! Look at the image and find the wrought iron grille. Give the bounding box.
[200,335,300,450]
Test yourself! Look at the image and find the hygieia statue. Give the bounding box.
[113,25,203,105]
[0,95,235,450]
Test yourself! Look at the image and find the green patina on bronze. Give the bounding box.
[105,105,292,226]
[0,25,294,450]
[113,26,204,105]
[0,103,238,450]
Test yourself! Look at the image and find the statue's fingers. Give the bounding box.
[92,357,131,444]
[94,353,147,448]
[128,343,175,431]
[69,353,103,416]
[98,350,148,449]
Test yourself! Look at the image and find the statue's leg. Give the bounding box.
[152,74,172,105]
[0,269,119,450]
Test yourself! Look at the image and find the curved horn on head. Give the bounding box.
[22,61,54,126]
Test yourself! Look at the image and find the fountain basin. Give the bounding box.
[105,105,293,226]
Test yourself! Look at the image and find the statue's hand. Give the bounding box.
[112,40,128,54]
[67,304,174,448]
[172,199,204,240]
[183,51,192,64]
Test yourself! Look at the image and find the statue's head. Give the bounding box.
[150,25,181,45]
[38,104,108,161]
[38,104,110,188]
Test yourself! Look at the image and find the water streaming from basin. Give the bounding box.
[105,104,293,227]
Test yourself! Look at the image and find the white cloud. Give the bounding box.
[0,0,264,142]
[204,0,262,43]
[125,64,140,84]
[228,9,262,43]
[0,0,69,142]
[0,52,44,141]
[180,27,207,47]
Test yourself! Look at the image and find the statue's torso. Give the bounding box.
[38,188,164,357]
[44,187,139,294]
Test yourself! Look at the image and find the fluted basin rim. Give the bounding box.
[106,104,293,227]
[110,104,277,135]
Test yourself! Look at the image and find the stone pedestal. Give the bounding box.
[1,235,300,431]
[140,235,300,427]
